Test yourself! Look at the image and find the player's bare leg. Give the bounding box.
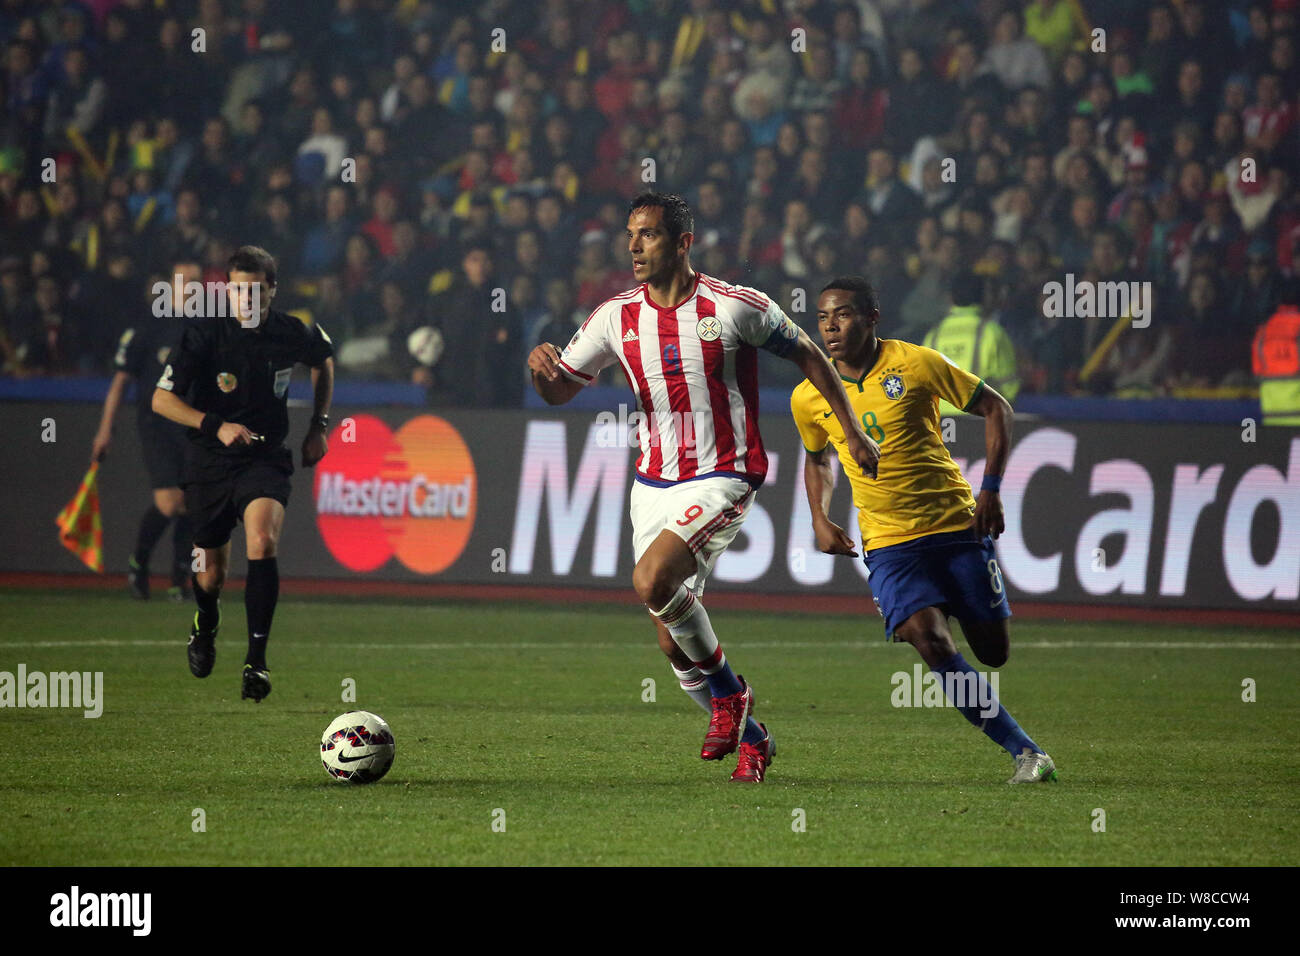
[631,529,697,609]
[194,541,230,595]
[634,530,772,775]
[154,487,184,518]
[652,617,712,712]
[896,607,1054,782]
[956,617,1010,668]
[893,606,959,666]
[188,541,229,678]
[240,497,284,702]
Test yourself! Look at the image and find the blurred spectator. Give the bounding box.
[899,230,961,341]
[1232,240,1284,332]
[834,49,887,152]
[151,188,212,275]
[13,273,83,374]
[42,45,105,150]
[982,9,1051,92]
[573,228,624,312]
[431,243,519,408]
[300,185,353,275]
[864,147,922,246]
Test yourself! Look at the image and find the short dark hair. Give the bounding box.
[628,192,694,242]
[820,275,880,316]
[950,271,984,307]
[227,245,277,287]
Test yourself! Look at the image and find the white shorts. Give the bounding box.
[630,475,756,597]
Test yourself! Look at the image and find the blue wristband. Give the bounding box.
[981,474,1002,493]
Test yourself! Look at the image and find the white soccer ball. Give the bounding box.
[320,711,396,784]
[407,325,445,367]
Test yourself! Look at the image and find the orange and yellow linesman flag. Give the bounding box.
[55,462,104,572]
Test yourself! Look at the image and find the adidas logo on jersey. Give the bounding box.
[623,328,639,342]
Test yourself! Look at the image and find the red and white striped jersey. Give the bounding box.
[557,272,801,486]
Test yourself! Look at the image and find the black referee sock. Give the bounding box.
[193,579,220,632]
[133,506,170,567]
[244,557,279,670]
[171,513,194,584]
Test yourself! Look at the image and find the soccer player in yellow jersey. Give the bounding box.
[791,276,1057,784]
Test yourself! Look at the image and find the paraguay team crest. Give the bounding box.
[216,372,238,393]
[696,316,721,341]
[882,373,905,400]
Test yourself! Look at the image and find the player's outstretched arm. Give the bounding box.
[152,388,258,447]
[91,370,131,462]
[528,342,584,406]
[966,384,1014,538]
[786,331,880,478]
[804,448,858,557]
[302,357,334,467]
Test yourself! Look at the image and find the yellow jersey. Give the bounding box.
[791,338,984,551]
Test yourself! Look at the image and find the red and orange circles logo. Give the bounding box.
[314,414,476,574]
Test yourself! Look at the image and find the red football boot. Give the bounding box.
[701,675,753,760]
[731,722,775,782]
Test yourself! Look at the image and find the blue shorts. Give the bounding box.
[863,529,1012,640]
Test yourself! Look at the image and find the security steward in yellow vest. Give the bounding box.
[922,272,1020,416]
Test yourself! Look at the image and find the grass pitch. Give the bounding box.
[0,588,1296,866]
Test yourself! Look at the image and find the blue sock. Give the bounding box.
[703,660,743,698]
[741,718,766,745]
[932,652,1040,758]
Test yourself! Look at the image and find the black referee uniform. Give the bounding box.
[157,308,333,547]
[157,305,332,700]
[113,320,193,595]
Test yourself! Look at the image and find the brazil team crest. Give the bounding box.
[882,373,905,400]
[216,372,237,393]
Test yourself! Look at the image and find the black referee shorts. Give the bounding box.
[184,447,294,550]
[139,420,187,490]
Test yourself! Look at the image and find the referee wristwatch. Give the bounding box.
[310,414,330,432]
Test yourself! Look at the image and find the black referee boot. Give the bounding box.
[187,611,217,678]
[241,665,271,702]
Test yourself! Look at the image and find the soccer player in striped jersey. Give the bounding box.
[791,276,1056,783]
[528,193,878,782]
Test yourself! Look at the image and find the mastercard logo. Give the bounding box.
[314,414,476,574]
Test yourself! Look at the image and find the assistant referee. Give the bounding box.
[92,260,199,602]
[152,245,335,702]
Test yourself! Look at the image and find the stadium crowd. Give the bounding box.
[1,0,1298,405]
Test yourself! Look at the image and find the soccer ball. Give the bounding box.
[406,325,445,367]
[320,711,395,784]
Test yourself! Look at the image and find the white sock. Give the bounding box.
[650,586,724,672]
[672,663,712,712]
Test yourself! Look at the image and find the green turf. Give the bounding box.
[0,589,1296,866]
